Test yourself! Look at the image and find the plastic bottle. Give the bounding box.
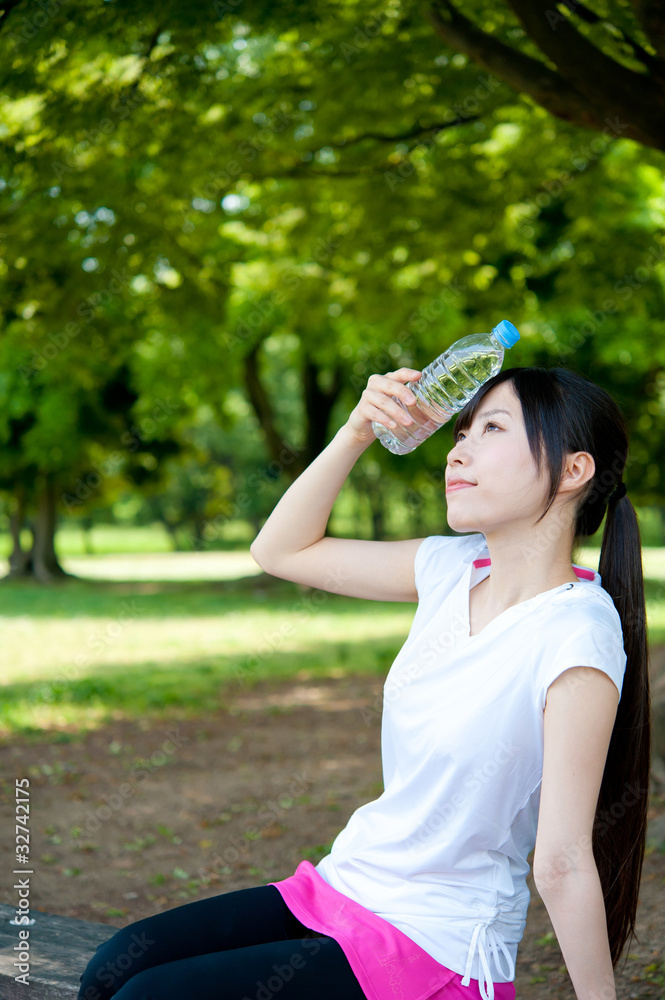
[371,319,520,455]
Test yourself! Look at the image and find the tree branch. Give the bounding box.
[565,0,661,73]
[0,0,24,35]
[330,115,481,146]
[126,23,166,99]
[426,0,665,150]
[505,0,656,102]
[632,0,665,63]
[247,114,482,181]
[503,0,665,147]
[425,1,606,130]
[244,162,414,180]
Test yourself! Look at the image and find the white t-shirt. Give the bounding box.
[316,531,626,999]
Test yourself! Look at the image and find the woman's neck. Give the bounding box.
[479,531,579,609]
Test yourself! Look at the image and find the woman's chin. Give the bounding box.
[445,512,480,533]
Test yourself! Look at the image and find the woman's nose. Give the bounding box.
[446,440,466,465]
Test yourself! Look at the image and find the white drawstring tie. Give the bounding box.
[460,920,516,1000]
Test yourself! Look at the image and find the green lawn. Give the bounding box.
[1,542,663,744]
[0,522,176,558]
[0,571,419,741]
[0,521,258,558]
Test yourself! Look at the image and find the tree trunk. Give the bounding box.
[411,490,427,539]
[31,478,69,583]
[159,517,182,551]
[366,479,386,541]
[8,489,31,576]
[81,516,95,555]
[303,357,344,473]
[192,515,205,551]
[248,515,262,536]
[4,480,69,582]
[243,343,296,475]
[243,343,344,483]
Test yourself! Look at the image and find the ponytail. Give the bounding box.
[593,490,651,966]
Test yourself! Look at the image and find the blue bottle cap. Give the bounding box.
[491,320,520,348]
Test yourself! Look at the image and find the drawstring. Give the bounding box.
[460,921,516,1000]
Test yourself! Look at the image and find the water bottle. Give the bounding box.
[372,319,520,455]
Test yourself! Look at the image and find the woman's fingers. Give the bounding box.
[367,370,421,404]
[364,389,413,425]
[344,367,423,441]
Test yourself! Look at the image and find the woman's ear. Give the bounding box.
[560,451,595,495]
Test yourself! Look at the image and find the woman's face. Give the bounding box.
[444,381,551,535]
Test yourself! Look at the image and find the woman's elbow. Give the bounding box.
[533,838,596,896]
[249,541,272,572]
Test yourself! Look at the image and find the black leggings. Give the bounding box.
[77,883,368,1000]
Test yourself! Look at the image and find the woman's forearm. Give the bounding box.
[250,423,371,567]
[537,866,616,1000]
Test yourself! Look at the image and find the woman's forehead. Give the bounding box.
[476,381,520,416]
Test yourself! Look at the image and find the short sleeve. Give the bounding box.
[413,532,486,602]
[536,605,626,711]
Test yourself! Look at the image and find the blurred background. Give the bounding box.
[1,1,665,984]
[2,0,665,573]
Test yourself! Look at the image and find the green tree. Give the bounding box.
[0,0,663,576]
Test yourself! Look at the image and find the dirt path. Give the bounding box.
[1,673,663,998]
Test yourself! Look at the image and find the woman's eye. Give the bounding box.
[456,422,498,442]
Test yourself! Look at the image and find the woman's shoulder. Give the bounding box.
[415,531,486,566]
[533,583,627,701]
[414,532,486,597]
[541,579,624,641]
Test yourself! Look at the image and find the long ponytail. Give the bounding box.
[593,491,651,965]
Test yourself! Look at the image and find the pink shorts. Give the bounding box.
[269,860,516,1000]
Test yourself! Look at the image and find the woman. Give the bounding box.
[78,365,651,1000]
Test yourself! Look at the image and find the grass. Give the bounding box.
[0,523,178,558]
[1,538,664,743]
[0,570,418,741]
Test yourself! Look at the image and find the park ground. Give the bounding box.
[0,538,664,998]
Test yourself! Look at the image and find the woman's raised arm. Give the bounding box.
[249,368,426,602]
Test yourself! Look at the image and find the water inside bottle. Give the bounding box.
[420,352,499,415]
[372,339,504,454]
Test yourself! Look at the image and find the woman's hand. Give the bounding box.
[344,368,423,446]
